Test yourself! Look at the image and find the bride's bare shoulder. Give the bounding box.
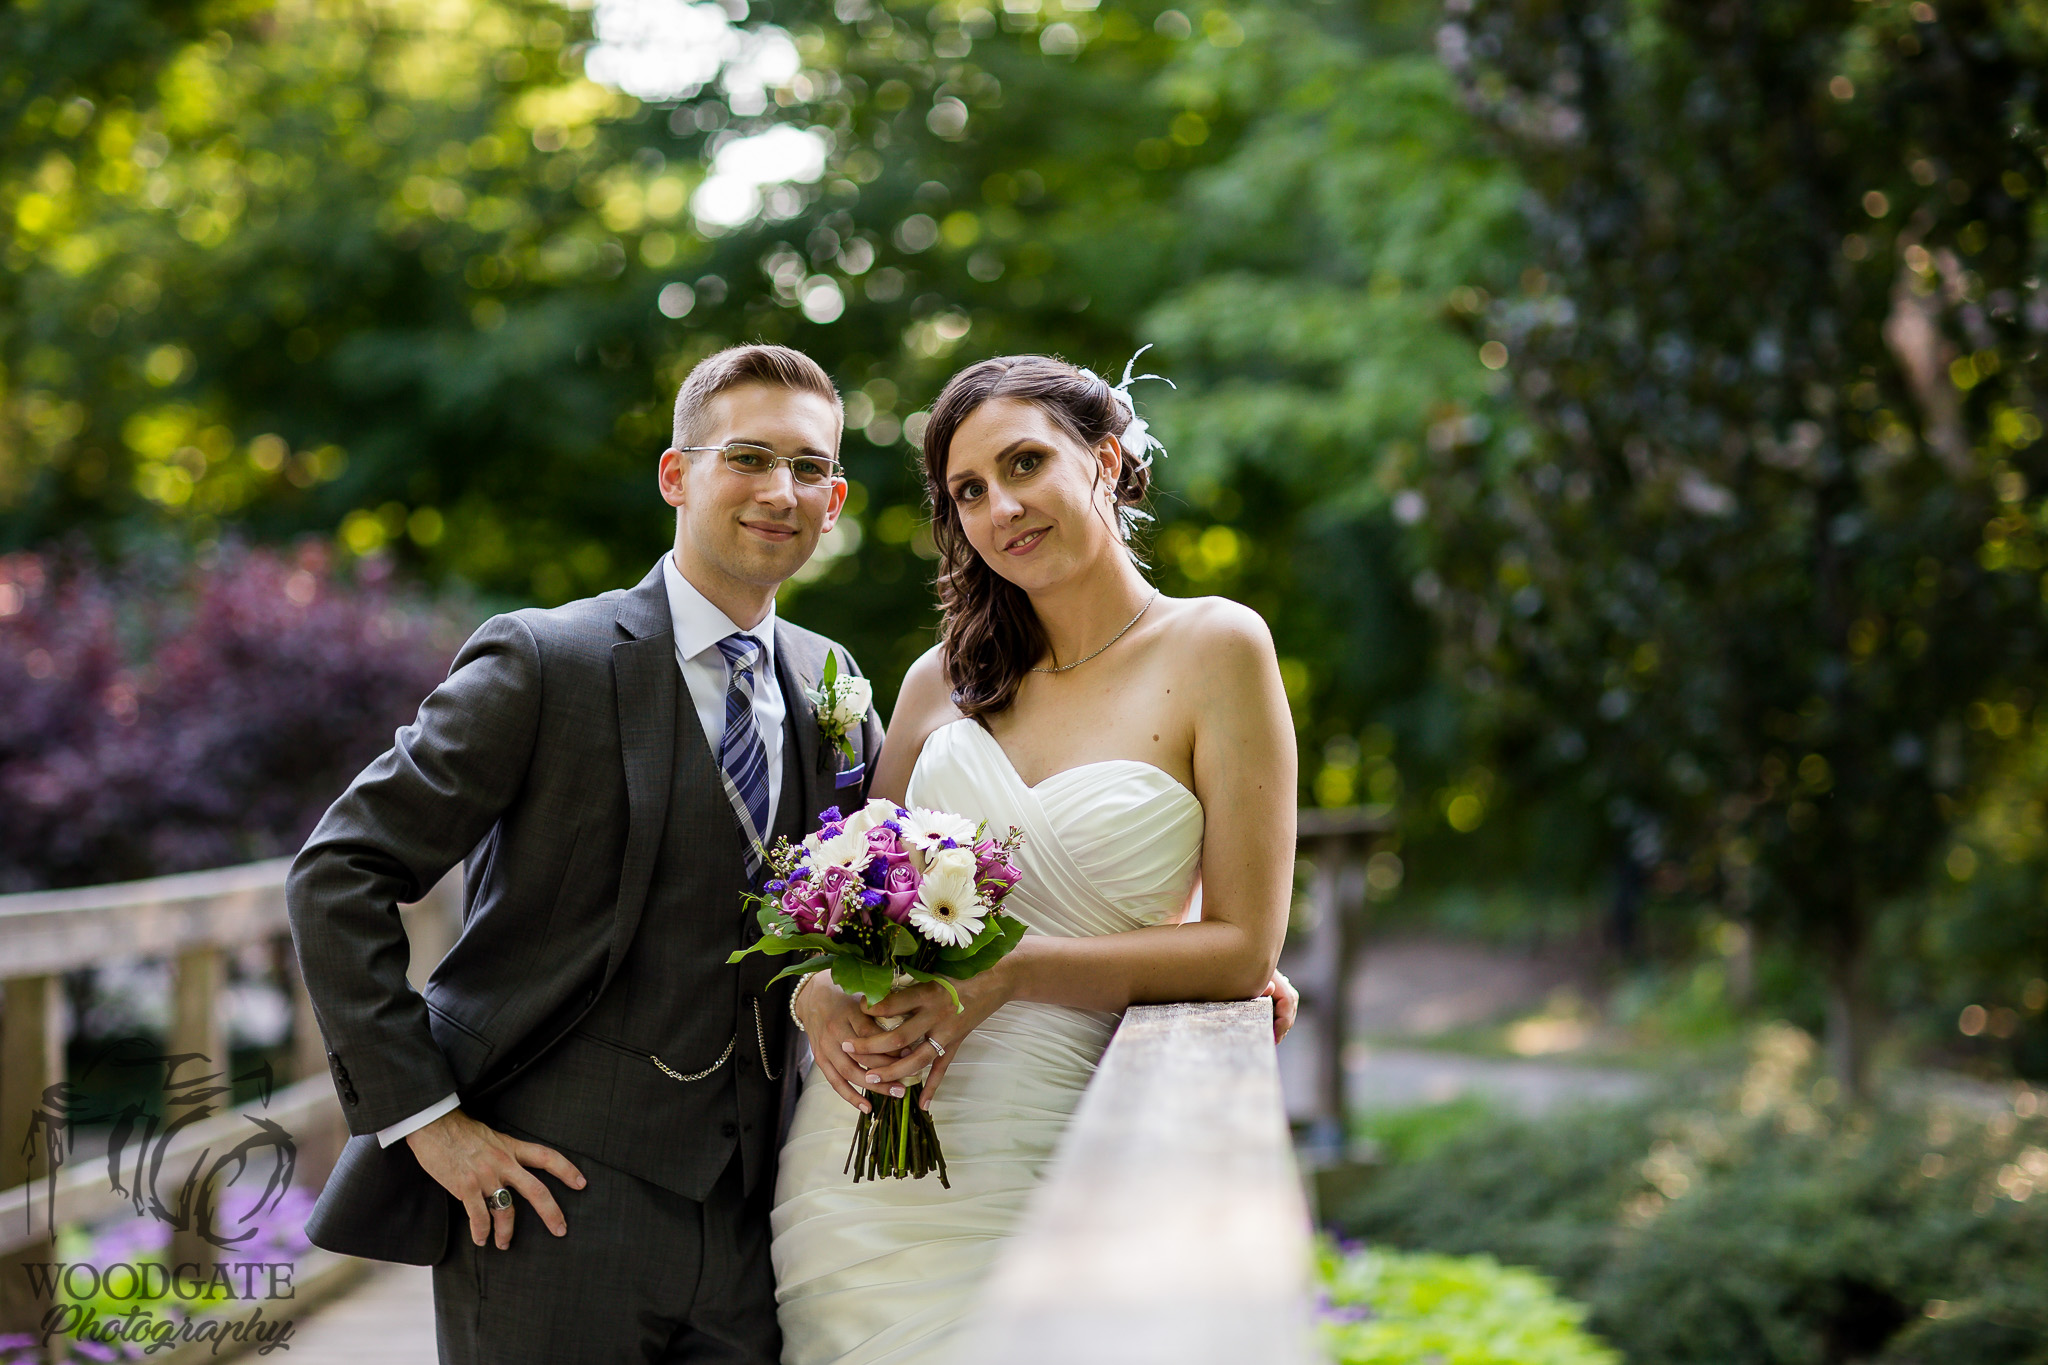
[1156,595,1278,672]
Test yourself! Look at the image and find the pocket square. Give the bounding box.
[834,761,866,790]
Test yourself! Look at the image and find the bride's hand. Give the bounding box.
[845,965,1011,1108]
[1261,969,1300,1043]
[796,973,895,1114]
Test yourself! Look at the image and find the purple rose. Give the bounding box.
[978,856,1022,895]
[879,861,920,923]
[817,865,859,933]
[782,883,827,935]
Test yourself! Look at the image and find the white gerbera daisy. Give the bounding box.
[802,824,874,874]
[908,857,987,947]
[900,806,979,852]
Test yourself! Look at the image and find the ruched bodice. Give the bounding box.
[770,718,1205,1364]
[907,718,1203,936]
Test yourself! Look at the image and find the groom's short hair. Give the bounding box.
[671,344,842,448]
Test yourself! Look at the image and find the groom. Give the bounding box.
[287,343,881,1363]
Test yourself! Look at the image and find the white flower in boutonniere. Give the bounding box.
[805,651,872,765]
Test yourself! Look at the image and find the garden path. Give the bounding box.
[286,1262,434,1363]
[1277,935,1652,1121]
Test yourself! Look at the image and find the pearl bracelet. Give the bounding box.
[789,972,813,1034]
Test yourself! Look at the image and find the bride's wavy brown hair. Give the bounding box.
[920,355,1153,720]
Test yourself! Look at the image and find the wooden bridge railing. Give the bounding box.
[0,859,458,1338]
[958,998,1321,1364]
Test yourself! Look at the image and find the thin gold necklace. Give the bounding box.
[1031,591,1159,674]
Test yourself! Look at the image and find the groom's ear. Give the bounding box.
[657,447,690,510]
[816,475,849,533]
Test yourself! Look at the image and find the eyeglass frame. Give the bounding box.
[675,440,844,489]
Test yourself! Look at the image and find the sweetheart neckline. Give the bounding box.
[935,717,1202,806]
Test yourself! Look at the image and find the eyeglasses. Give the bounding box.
[677,441,843,488]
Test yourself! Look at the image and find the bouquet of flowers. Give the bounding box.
[730,797,1027,1185]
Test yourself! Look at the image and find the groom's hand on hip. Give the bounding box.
[405,1109,587,1249]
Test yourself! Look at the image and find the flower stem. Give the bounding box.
[844,1084,949,1187]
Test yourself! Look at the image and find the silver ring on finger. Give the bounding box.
[487,1187,513,1210]
[925,1037,945,1058]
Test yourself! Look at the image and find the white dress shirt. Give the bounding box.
[660,549,786,830]
[375,553,787,1148]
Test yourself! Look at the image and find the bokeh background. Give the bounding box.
[5,0,2048,1358]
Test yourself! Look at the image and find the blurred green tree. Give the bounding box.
[2,0,1500,816]
[1401,0,2048,1093]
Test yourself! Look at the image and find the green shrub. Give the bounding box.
[1318,1243,1620,1365]
[1328,1028,2048,1364]
[1352,1095,1499,1165]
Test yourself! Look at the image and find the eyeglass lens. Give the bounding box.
[723,443,838,485]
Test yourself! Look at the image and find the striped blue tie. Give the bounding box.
[714,633,772,866]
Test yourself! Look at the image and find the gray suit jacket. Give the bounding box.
[286,562,882,1264]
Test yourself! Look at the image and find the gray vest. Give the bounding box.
[481,670,805,1200]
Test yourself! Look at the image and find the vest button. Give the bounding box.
[721,1121,738,1139]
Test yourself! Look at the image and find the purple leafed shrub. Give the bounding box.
[0,544,466,892]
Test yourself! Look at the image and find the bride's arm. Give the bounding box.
[853,602,1297,1100]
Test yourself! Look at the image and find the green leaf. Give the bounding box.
[901,967,965,1013]
[938,912,1026,962]
[937,916,1030,980]
[822,650,840,691]
[830,955,897,1005]
[890,922,919,956]
[766,956,833,988]
[728,932,845,964]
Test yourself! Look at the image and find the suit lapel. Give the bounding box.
[774,624,826,824]
[607,565,678,984]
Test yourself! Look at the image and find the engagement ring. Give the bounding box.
[925,1038,945,1058]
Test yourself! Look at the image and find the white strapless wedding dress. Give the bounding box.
[770,717,1205,1364]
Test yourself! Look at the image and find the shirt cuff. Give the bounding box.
[376,1092,461,1148]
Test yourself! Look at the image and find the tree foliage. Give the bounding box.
[1399,0,2048,1086]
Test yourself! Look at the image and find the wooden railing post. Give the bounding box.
[285,944,328,1087]
[0,973,64,1335]
[1307,839,1347,1153]
[170,945,225,1275]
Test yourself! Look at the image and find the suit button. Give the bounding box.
[721,1122,738,1139]
[343,1089,359,1106]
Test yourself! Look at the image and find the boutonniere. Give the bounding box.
[805,652,871,766]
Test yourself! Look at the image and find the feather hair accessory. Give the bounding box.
[1076,344,1175,553]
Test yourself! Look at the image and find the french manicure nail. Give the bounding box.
[890,1086,905,1098]
[866,1073,881,1084]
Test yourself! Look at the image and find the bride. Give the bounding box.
[772,353,1299,1364]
